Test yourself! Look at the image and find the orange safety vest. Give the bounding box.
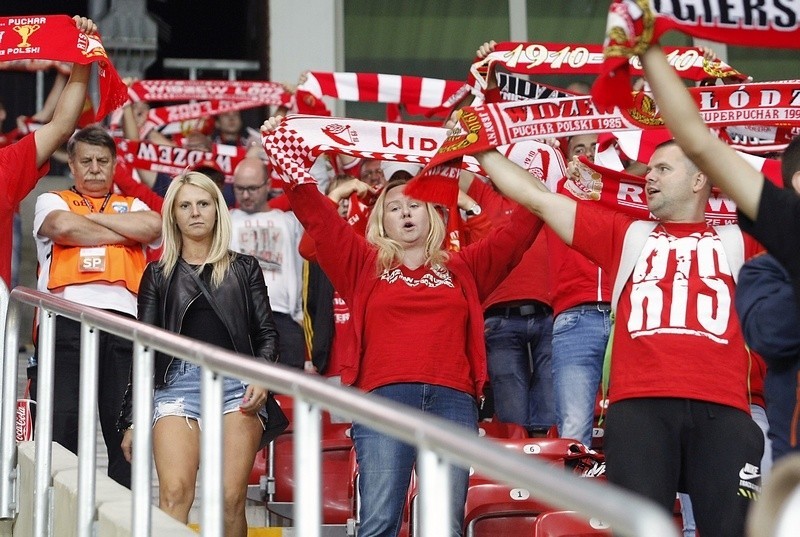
[46,189,147,294]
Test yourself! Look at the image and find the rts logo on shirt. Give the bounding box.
[627,230,733,343]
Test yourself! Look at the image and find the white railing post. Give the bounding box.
[200,366,224,536]
[417,448,451,537]
[131,342,154,536]
[76,323,99,537]
[2,288,681,537]
[33,310,56,537]
[0,287,20,517]
[294,398,321,537]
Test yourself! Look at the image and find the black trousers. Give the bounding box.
[604,398,763,537]
[30,315,132,488]
[273,311,307,369]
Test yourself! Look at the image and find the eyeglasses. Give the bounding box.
[233,181,267,194]
[360,169,384,179]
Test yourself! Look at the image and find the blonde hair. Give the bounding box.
[160,172,232,287]
[365,179,449,273]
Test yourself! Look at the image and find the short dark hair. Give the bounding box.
[194,165,226,190]
[67,125,116,158]
[781,135,800,189]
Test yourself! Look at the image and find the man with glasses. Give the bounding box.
[230,156,306,368]
[359,158,387,188]
[32,125,161,488]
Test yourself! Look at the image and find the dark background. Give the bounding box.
[1,1,265,131]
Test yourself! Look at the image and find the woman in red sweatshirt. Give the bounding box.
[262,116,542,537]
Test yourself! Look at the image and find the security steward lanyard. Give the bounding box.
[71,186,112,214]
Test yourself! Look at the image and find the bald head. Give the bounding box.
[233,157,270,213]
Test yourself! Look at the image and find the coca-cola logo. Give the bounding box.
[15,400,34,442]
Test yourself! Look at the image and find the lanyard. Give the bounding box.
[70,187,112,214]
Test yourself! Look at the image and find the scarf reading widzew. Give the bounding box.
[115,138,248,178]
[592,0,800,111]
[260,115,565,202]
[0,15,128,120]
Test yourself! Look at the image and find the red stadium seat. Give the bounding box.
[477,420,529,440]
[461,438,607,537]
[531,510,613,536]
[464,479,555,537]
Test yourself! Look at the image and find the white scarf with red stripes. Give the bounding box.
[294,72,466,116]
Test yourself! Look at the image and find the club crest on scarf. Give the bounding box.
[322,123,357,146]
[77,32,109,60]
[565,160,604,202]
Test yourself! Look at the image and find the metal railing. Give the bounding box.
[0,286,680,537]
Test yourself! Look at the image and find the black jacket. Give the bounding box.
[736,252,800,460]
[117,252,279,430]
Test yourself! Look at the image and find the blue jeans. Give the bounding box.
[352,383,477,537]
[551,305,611,446]
[484,312,555,432]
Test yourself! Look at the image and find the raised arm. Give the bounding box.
[33,16,96,168]
[474,149,577,245]
[640,44,763,219]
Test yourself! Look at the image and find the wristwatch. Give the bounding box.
[465,203,482,216]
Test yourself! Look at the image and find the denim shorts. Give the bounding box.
[153,359,259,428]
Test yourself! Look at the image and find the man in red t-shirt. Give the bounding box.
[0,16,95,287]
[476,139,763,537]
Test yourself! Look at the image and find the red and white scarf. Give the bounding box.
[595,129,782,184]
[140,99,268,133]
[0,15,127,120]
[592,0,800,111]
[127,79,290,105]
[565,156,740,224]
[469,41,746,95]
[115,138,247,179]
[258,115,562,196]
[295,72,465,117]
[424,81,800,172]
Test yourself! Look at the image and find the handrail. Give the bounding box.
[1,286,680,536]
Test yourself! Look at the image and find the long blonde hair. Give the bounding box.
[160,172,232,287]
[365,179,449,273]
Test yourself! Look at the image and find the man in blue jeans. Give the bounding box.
[548,134,612,447]
[461,143,561,435]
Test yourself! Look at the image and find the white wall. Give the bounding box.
[269,0,344,115]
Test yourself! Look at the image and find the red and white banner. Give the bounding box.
[128,79,289,105]
[0,15,128,119]
[115,138,248,178]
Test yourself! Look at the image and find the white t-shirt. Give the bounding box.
[229,208,304,323]
[33,192,153,316]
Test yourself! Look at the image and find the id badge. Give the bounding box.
[79,247,107,272]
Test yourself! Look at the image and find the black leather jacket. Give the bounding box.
[117,253,279,430]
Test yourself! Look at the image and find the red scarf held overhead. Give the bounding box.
[115,138,248,179]
[405,81,799,204]
[128,79,290,105]
[0,15,128,120]
[422,81,800,173]
[592,0,800,111]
